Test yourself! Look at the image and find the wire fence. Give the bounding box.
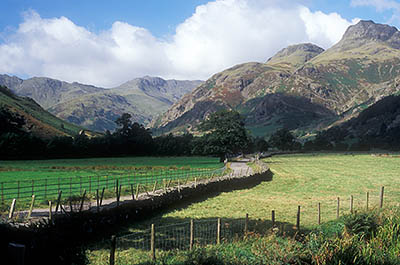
[114,217,247,264]
[0,167,225,208]
[109,186,388,265]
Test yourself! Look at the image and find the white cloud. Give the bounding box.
[351,0,400,26]
[0,1,357,87]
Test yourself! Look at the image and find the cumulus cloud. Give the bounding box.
[0,0,357,87]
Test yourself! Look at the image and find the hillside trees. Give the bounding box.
[268,128,300,151]
[196,110,251,161]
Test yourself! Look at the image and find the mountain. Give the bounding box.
[153,20,400,137]
[0,75,202,132]
[0,86,91,138]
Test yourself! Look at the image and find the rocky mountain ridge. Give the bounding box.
[153,20,400,137]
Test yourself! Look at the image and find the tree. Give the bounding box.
[198,110,250,161]
[269,128,299,151]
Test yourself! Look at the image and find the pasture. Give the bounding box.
[159,153,400,228]
[0,156,223,210]
[86,152,400,264]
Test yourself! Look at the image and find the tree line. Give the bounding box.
[2,104,398,160]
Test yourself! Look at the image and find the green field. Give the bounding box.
[87,153,400,264]
[0,156,223,210]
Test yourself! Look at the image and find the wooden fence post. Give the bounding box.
[244,213,249,234]
[190,219,194,251]
[9,199,16,219]
[318,203,321,225]
[272,210,275,227]
[48,201,52,221]
[31,180,34,196]
[100,187,105,206]
[151,224,156,260]
[110,235,116,265]
[217,218,221,244]
[96,189,100,212]
[28,195,35,219]
[296,206,301,230]
[380,186,384,208]
[79,189,86,212]
[366,191,369,210]
[55,190,62,213]
[337,197,340,219]
[350,195,353,214]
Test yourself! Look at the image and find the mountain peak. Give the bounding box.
[266,43,324,67]
[333,20,400,50]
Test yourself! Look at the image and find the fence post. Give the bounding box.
[217,218,221,244]
[96,189,100,212]
[350,195,353,214]
[190,219,194,250]
[100,187,105,206]
[380,186,384,208]
[194,178,197,188]
[336,197,340,219]
[272,210,275,227]
[366,191,369,210]
[244,213,249,234]
[9,199,16,219]
[55,190,62,213]
[79,189,86,212]
[318,203,321,225]
[110,235,116,265]
[28,195,35,219]
[48,201,52,221]
[296,205,301,230]
[115,180,120,207]
[31,180,34,196]
[151,224,156,260]
[131,184,135,200]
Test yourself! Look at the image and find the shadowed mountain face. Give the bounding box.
[154,20,400,137]
[0,75,202,132]
[0,86,89,138]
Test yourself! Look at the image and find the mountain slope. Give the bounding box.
[154,20,400,136]
[0,75,202,132]
[0,86,90,138]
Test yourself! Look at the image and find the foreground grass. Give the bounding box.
[88,209,400,265]
[86,152,400,264]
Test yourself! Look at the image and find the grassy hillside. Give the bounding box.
[0,86,89,138]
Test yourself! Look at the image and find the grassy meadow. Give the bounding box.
[0,156,223,210]
[87,152,400,264]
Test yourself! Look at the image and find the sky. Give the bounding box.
[1,0,400,88]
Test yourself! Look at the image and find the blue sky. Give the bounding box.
[1,0,400,87]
